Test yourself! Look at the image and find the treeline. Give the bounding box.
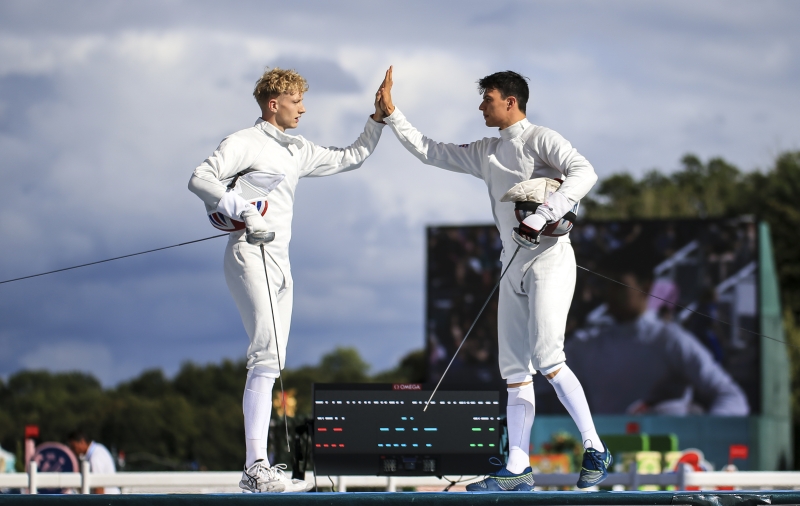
[0,348,424,472]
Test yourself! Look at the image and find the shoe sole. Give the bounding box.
[238,480,287,493]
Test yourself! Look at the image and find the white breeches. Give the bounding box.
[224,234,292,375]
[498,240,576,381]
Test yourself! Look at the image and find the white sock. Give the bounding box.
[547,364,604,452]
[243,370,275,467]
[506,383,535,474]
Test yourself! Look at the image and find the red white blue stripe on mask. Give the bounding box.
[207,199,268,232]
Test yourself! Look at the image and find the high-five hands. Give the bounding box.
[372,86,384,123]
[376,66,395,117]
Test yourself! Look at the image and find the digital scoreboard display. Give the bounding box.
[312,383,502,476]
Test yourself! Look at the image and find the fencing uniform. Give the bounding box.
[384,107,611,484]
[382,108,597,381]
[189,117,384,377]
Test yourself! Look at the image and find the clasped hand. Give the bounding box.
[371,66,395,122]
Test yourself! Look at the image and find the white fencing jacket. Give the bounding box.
[382,108,597,259]
[188,117,385,272]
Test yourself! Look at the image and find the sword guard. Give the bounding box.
[246,231,275,245]
[512,227,541,251]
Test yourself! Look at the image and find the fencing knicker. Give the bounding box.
[224,232,292,374]
[498,239,576,380]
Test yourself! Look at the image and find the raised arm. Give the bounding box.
[299,116,385,178]
[378,66,486,178]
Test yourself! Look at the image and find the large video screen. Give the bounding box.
[425,218,759,416]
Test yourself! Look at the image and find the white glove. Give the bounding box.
[521,213,547,233]
[241,206,274,245]
[536,191,574,223]
[216,190,251,220]
[241,206,269,235]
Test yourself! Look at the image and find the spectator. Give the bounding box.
[565,248,749,416]
[66,431,120,494]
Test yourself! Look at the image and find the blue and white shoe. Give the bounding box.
[466,466,535,492]
[577,441,613,489]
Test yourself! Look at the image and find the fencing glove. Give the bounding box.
[242,207,274,245]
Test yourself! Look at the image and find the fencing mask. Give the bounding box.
[206,170,285,232]
[501,177,579,237]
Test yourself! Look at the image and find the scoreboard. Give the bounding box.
[312,383,503,476]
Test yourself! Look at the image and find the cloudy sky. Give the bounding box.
[0,0,798,385]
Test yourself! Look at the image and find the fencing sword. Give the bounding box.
[248,231,291,452]
[422,227,542,412]
[424,226,542,412]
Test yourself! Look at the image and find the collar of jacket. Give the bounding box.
[498,117,531,141]
[254,118,305,148]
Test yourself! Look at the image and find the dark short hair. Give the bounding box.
[477,71,530,113]
[597,246,656,286]
[67,430,88,443]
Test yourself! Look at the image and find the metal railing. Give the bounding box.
[2,462,800,494]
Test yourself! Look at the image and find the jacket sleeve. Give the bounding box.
[188,134,256,208]
[528,127,598,205]
[664,324,750,415]
[299,117,385,178]
[382,108,487,179]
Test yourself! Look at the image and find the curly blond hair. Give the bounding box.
[253,67,309,108]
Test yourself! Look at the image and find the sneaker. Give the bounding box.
[577,442,613,489]
[239,461,312,493]
[465,466,535,492]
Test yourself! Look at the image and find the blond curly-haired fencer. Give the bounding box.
[189,68,386,493]
[376,67,611,491]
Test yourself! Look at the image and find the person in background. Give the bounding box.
[66,431,120,494]
[566,248,749,416]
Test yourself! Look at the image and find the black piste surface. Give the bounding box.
[0,491,790,506]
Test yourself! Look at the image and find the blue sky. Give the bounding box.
[0,0,798,385]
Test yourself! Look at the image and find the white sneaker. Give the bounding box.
[239,461,312,493]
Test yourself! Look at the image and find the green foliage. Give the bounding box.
[0,348,424,471]
[584,154,753,220]
[756,152,800,322]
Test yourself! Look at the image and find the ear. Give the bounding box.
[506,96,517,111]
[268,97,279,113]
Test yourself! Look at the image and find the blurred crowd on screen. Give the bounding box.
[426,218,759,416]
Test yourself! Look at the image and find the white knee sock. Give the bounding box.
[506,383,535,474]
[243,370,275,467]
[547,365,604,452]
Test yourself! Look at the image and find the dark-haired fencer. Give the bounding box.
[376,67,610,491]
[189,67,386,493]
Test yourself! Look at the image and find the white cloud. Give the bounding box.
[0,0,798,383]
